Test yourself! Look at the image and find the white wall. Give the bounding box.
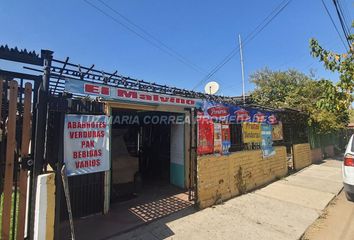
[33,173,55,240]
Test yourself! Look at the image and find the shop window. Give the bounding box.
[229,123,262,152]
[229,123,243,152]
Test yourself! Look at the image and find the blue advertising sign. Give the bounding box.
[200,100,278,124]
[261,124,275,158]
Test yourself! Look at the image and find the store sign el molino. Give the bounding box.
[65,79,201,107]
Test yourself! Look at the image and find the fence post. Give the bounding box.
[28,50,53,240]
[0,80,2,123]
[54,111,65,240]
[1,80,18,240]
[17,82,32,240]
[0,80,3,195]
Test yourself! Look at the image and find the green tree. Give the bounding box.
[309,22,353,115]
[350,109,354,123]
[250,68,347,132]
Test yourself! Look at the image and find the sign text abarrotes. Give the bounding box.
[64,114,110,176]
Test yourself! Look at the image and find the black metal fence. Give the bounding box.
[46,97,106,240]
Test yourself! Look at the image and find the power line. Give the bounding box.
[332,0,352,48]
[321,0,349,51]
[97,0,208,75]
[192,0,292,90]
[83,0,207,75]
[336,0,352,33]
[275,0,352,71]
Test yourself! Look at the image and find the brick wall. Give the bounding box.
[311,148,323,163]
[197,146,287,209]
[293,143,311,170]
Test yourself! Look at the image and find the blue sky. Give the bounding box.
[0,0,352,96]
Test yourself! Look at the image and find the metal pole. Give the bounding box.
[61,165,76,240]
[54,111,65,240]
[238,34,246,105]
[28,50,53,240]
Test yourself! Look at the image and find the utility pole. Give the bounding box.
[238,34,246,105]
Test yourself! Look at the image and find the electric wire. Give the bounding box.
[335,0,351,34]
[332,0,352,48]
[321,0,349,51]
[83,0,207,75]
[192,0,292,90]
[97,0,207,75]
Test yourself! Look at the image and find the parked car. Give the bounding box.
[343,134,354,201]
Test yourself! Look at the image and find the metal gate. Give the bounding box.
[0,46,52,240]
[45,98,106,220]
[0,78,33,240]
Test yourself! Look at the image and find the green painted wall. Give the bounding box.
[170,163,185,188]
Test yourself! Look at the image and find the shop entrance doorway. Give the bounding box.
[80,108,192,238]
[139,123,171,186]
[111,108,187,202]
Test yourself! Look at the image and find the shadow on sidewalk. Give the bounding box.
[312,154,344,166]
[59,184,196,240]
[107,205,197,240]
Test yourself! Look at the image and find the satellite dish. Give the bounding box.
[204,81,220,95]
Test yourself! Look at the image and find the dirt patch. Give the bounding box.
[302,191,354,240]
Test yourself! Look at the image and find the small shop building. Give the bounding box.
[0,46,318,240]
[46,61,311,239]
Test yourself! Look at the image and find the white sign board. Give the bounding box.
[64,114,110,176]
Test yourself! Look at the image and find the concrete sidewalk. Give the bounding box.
[110,158,343,240]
